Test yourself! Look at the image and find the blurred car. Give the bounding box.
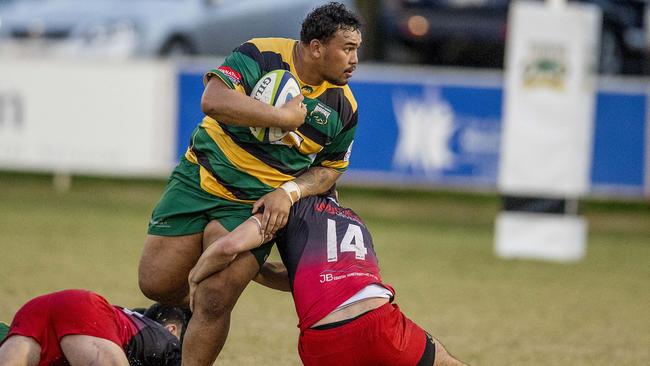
[380,0,649,74]
[0,0,354,59]
[0,0,15,11]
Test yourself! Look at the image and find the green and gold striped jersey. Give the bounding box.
[185,38,358,203]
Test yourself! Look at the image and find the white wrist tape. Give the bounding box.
[279,181,302,205]
[249,216,265,246]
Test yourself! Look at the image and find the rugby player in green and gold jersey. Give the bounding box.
[137,2,363,365]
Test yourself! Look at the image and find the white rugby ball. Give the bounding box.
[249,69,301,143]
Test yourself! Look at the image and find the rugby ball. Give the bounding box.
[249,69,301,142]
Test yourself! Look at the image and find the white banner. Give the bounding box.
[0,59,176,177]
[495,212,587,262]
[499,1,601,197]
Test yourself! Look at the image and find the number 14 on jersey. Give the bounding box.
[326,219,368,262]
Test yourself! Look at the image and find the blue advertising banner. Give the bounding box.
[591,92,646,195]
[176,66,647,198]
[346,81,502,188]
[177,71,206,159]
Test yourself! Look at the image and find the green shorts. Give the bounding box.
[0,321,9,343]
[148,159,273,265]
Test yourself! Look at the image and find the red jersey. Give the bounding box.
[1,289,180,366]
[276,196,395,330]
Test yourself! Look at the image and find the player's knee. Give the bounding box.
[138,234,201,304]
[193,274,240,319]
[138,261,186,303]
[138,272,186,304]
[138,268,161,300]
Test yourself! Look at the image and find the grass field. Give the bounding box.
[1,172,648,365]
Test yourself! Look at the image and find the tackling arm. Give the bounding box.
[254,261,291,292]
[188,215,269,310]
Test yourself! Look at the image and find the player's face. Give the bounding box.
[319,29,361,86]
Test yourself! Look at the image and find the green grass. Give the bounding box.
[1,173,649,365]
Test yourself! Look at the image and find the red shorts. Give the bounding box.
[298,302,435,366]
[2,289,137,366]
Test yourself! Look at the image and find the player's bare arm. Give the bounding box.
[253,261,290,292]
[294,166,342,197]
[201,77,306,130]
[188,215,267,311]
[188,217,291,311]
[252,166,341,235]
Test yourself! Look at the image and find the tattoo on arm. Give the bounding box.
[294,167,341,197]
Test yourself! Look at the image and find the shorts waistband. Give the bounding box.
[302,302,396,337]
[310,308,374,330]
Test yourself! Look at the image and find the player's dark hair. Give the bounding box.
[300,2,361,44]
[144,303,186,333]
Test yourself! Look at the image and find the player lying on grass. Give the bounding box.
[0,289,183,366]
[188,194,467,366]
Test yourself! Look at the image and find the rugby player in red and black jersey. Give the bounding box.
[189,195,467,366]
[0,289,183,366]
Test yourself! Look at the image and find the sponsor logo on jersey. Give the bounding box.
[217,66,243,85]
[311,103,331,125]
[314,201,363,225]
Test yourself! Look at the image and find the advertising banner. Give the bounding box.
[0,59,176,176]
[499,1,601,197]
[496,0,602,262]
[344,78,502,188]
[175,65,646,198]
[0,59,643,198]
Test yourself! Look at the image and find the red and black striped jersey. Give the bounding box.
[275,195,394,330]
